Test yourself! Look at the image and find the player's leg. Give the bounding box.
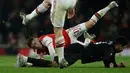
[51,1,67,64]
[20,0,50,25]
[51,0,67,68]
[84,1,118,30]
[66,21,95,47]
[27,57,56,67]
[15,53,57,67]
[64,43,86,66]
[66,1,118,47]
[54,28,66,64]
[68,1,118,35]
[51,0,77,68]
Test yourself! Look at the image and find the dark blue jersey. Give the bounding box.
[64,41,118,67]
[81,41,118,67]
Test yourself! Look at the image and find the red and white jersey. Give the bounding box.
[39,29,71,48]
[34,22,88,57]
[35,29,71,56]
[37,22,87,53]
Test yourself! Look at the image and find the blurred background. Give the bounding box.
[0,0,130,56]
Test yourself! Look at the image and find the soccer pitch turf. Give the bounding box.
[0,56,130,73]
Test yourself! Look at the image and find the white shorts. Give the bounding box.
[66,23,87,44]
[50,0,77,27]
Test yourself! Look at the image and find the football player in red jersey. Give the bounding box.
[15,36,127,68]
[20,0,78,67]
[19,1,118,68]
[15,32,95,68]
[20,0,118,67]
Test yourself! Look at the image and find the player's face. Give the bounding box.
[115,44,126,52]
[31,38,43,49]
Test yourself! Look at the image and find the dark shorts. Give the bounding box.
[64,43,99,65]
[64,43,84,66]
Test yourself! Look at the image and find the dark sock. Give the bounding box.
[27,57,52,67]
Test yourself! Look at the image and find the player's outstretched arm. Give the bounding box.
[41,36,57,61]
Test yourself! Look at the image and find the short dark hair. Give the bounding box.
[115,36,128,46]
[27,37,35,47]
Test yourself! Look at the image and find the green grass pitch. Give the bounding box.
[0,56,130,73]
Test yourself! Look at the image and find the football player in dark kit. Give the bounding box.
[64,36,128,68]
[16,36,128,68]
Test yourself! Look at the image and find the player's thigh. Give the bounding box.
[57,0,77,9]
[68,23,87,39]
[65,53,80,66]
[51,0,77,27]
[52,9,66,27]
[51,0,66,27]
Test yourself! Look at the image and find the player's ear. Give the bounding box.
[27,37,34,47]
[35,38,39,41]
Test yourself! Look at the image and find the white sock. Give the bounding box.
[97,1,117,18]
[22,55,28,63]
[97,6,110,18]
[26,3,48,20]
[56,46,64,63]
[90,5,111,24]
[48,43,57,61]
[55,36,65,62]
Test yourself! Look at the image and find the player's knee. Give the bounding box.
[55,36,65,48]
[79,22,87,31]
[54,27,63,36]
[85,21,94,30]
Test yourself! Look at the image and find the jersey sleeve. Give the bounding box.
[41,36,56,61]
[41,36,53,47]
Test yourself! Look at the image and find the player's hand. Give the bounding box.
[118,62,126,68]
[84,31,96,39]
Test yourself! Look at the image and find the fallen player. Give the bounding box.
[16,36,127,68]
